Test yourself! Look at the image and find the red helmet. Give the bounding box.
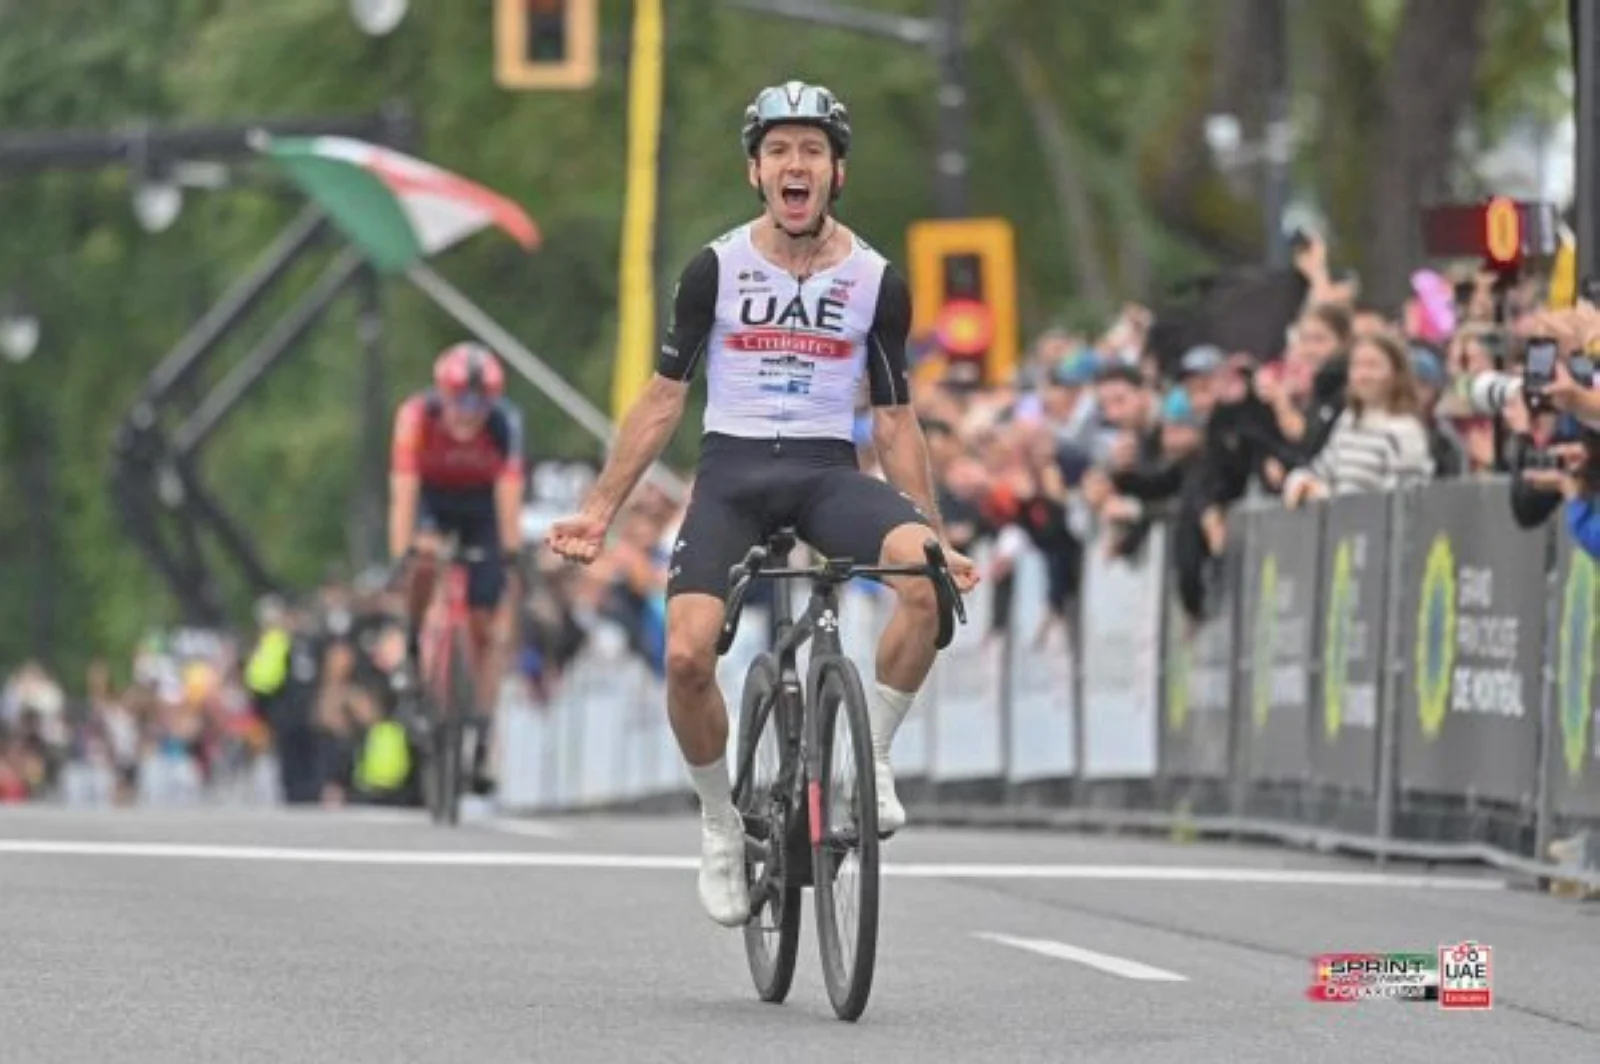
[433,342,505,402]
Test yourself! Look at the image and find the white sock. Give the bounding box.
[687,754,734,818]
[868,683,916,763]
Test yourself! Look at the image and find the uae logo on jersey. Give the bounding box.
[739,293,847,330]
[732,292,854,359]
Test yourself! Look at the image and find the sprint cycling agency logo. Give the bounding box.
[1306,942,1492,1009]
[1415,534,1458,741]
[1251,552,1278,731]
[1559,551,1597,778]
[1323,537,1354,742]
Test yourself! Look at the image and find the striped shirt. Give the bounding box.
[1296,408,1434,495]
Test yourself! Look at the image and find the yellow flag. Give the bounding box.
[1550,230,1576,309]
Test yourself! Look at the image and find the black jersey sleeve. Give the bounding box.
[655,247,719,382]
[866,265,912,407]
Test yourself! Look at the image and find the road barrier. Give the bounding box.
[497,477,1600,891]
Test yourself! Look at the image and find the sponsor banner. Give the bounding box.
[498,678,555,812]
[1160,532,1241,779]
[1006,543,1076,782]
[1398,481,1545,804]
[932,541,1006,781]
[1239,505,1323,783]
[1551,535,1600,818]
[1081,528,1165,778]
[1312,493,1391,793]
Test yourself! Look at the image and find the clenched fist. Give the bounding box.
[546,512,608,565]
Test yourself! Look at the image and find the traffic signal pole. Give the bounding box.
[1576,0,1600,291]
[932,0,970,218]
[724,0,969,217]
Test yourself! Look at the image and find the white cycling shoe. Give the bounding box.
[698,805,751,927]
[875,757,906,837]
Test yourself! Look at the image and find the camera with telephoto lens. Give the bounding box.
[1469,349,1597,416]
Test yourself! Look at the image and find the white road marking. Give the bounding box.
[975,932,1188,982]
[0,840,693,868]
[480,818,573,840]
[324,809,424,825]
[0,839,1505,889]
[884,864,1504,890]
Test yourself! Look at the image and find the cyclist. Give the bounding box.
[389,341,526,798]
[548,82,978,927]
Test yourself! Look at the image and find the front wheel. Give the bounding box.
[810,657,880,1022]
[734,654,802,1004]
[433,626,476,827]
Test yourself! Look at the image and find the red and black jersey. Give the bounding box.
[389,391,525,491]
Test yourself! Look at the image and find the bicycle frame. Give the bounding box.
[728,535,964,864]
[420,549,475,713]
[764,575,849,852]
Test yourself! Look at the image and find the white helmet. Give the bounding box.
[741,81,852,159]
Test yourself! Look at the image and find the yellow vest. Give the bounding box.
[245,629,290,696]
[356,721,411,791]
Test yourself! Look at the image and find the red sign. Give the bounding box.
[936,299,996,357]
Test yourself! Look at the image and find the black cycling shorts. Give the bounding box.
[417,487,505,609]
[668,433,931,601]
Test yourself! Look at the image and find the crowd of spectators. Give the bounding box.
[0,633,269,806]
[10,232,1599,808]
[527,233,1599,665]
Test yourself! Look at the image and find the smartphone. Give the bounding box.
[1524,338,1560,411]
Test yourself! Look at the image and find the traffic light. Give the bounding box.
[1420,198,1561,273]
[906,218,1018,387]
[495,0,598,91]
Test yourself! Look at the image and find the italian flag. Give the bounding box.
[252,133,690,504]
[257,135,540,272]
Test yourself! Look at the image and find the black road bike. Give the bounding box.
[716,526,965,1022]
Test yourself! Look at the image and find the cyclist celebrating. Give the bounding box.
[548,82,978,927]
[390,341,526,797]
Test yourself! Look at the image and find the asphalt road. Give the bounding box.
[0,804,1595,1063]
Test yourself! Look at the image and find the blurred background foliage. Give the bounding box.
[0,0,1574,677]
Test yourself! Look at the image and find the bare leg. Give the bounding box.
[664,593,731,766]
[665,591,749,927]
[870,522,945,836]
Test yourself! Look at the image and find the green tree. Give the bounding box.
[0,0,1575,682]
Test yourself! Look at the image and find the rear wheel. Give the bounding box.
[811,657,880,1022]
[734,654,802,1004]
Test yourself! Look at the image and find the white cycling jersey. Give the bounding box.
[657,222,913,443]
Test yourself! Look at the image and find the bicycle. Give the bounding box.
[716,526,965,1022]
[403,538,503,827]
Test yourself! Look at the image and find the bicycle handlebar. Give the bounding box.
[715,538,967,656]
[386,542,517,591]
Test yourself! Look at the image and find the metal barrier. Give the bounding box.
[495,478,1600,889]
